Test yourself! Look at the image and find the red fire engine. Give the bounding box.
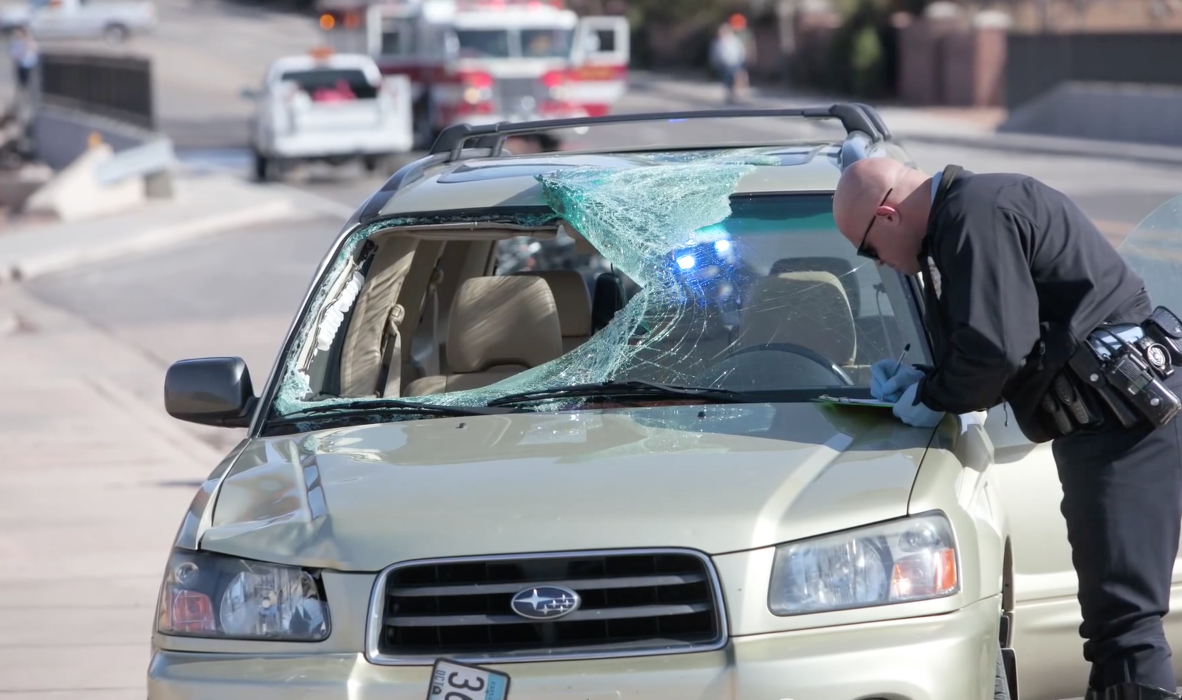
[315,0,629,149]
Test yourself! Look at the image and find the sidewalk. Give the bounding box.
[0,167,347,283]
[0,283,232,698]
[629,70,1182,167]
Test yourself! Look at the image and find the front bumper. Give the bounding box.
[148,596,1002,700]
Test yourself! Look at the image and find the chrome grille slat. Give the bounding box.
[386,603,711,627]
[388,573,706,597]
[365,548,728,665]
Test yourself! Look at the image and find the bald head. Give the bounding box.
[833,158,910,237]
[832,157,931,275]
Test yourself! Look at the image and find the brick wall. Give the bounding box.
[893,10,1008,107]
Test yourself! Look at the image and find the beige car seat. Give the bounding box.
[513,270,593,352]
[734,271,857,366]
[404,276,564,397]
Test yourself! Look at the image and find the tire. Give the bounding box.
[103,23,129,43]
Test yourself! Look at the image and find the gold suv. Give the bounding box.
[151,106,1182,700]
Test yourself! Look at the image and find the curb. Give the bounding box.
[85,374,229,471]
[2,198,304,284]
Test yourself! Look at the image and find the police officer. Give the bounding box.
[832,157,1182,700]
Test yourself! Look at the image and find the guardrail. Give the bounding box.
[37,51,154,130]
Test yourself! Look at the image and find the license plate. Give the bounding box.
[426,659,510,700]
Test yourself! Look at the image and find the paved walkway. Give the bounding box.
[0,283,234,698]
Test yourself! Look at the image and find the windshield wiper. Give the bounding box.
[486,380,752,407]
[268,398,513,427]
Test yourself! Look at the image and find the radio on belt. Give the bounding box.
[1070,305,1182,429]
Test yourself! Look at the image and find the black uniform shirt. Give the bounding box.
[914,167,1151,416]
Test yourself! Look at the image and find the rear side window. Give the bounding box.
[280,69,378,100]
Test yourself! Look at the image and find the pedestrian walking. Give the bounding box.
[9,26,38,97]
[833,157,1182,700]
[709,23,746,104]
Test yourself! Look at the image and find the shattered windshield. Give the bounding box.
[269,152,923,427]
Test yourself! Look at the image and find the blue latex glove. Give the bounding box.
[892,382,945,427]
[870,360,926,402]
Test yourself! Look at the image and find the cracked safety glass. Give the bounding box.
[271,149,920,426]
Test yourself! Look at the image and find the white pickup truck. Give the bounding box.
[0,0,156,42]
[244,50,414,182]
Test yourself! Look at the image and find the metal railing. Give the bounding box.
[37,51,154,130]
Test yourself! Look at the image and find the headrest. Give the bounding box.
[513,270,593,337]
[769,256,860,315]
[592,272,627,332]
[447,276,564,374]
[737,270,856,364]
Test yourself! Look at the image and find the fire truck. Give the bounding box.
[314,0,629,149]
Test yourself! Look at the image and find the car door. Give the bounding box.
[566,15,629,118]
[986,193,1182,700]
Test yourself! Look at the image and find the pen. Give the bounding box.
[892,343,911,375]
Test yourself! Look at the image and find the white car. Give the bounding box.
[244,50,413,182]
[0,0,155,42]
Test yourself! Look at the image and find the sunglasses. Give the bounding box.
[856,188,893,261]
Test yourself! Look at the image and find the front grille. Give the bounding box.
[368,549,726,664]
[494,77,548,113]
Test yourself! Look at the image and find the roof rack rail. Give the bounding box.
[428,103,890,161]
[852,102,891,140]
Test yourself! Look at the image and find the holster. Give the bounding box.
[1060,304,1182,434]
[1005,306,1182,443]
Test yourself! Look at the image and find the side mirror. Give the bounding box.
[164,357,258,428]
[240,87,258,100]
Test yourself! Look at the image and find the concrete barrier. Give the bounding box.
[23,141,147,221]
[1000,81,1182,147]
[24,102,177,219]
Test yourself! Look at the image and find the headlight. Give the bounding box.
[156,549,330,641]
[768,512,958,616]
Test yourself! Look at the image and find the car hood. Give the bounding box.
[198,403,935,571]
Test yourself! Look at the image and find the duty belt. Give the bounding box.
[1051,305,1182,435]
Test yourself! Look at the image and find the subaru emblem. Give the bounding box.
[510,585,581,620]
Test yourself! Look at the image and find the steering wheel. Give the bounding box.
[702,342,855,388]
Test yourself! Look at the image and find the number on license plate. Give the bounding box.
[426,659,510,700]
